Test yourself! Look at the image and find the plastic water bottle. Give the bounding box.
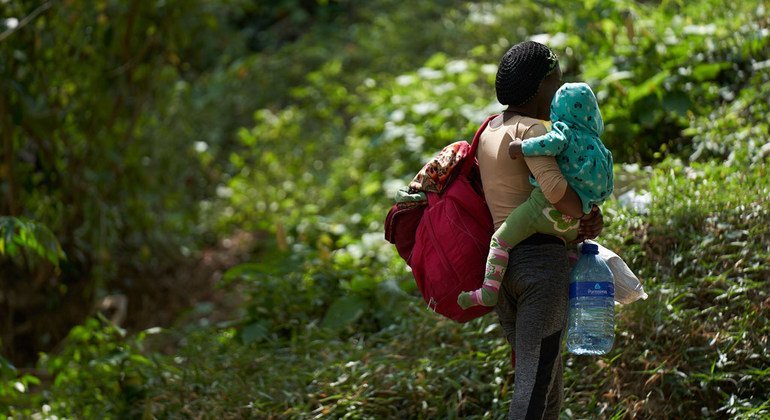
[566,243,615,355]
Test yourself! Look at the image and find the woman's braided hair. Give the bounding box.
[495,41,559,107]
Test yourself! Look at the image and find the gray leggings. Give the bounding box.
[495,243,570,420]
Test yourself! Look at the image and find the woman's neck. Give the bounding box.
[505,104,541,119]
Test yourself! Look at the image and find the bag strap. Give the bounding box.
[461,114,498,176]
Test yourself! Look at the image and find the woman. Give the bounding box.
[477,41,603,419]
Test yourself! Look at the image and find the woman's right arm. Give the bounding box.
[518,123,584,218]
[554,185,584,218]
[525,156,584,218]
[528,159,604,238]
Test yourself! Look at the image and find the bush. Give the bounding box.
[3,317,162,417]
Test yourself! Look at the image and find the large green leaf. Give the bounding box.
[240,321,270,345]
[662,91,693,118]
[0,216,65,267]
[221,252,292,284]
[0,355,17,381]
[692,62,728,81]
[320,295,368,330]
[627,70,669,106]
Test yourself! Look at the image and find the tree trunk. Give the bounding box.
[0,97,19,216]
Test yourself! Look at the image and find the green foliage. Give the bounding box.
[1,0,219,264]
[3,316,161,417]
[0,216,65,269]
[113,309,514,418]
[2,0,769,418]
[201,0,770,417]
[545,0,769,162]
[0,354,40,415]
[571,156,770,418]
[0,0,252,362]
[43,317,159,417]
[687,70,770,163]
[124,158,769,419]
[221,239,412,343]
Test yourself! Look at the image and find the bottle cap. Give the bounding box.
[581,243,599,254]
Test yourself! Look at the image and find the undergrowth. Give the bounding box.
[3,155,767,418]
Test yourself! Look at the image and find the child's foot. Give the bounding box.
[457,288,499,309]
[457,292,475,309]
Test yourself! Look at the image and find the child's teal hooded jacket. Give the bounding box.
[522,82,614,214]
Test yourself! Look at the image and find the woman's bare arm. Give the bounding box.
[524,155,605,238]
[553,185,584,218]
[515,124,604,236]
[523,155,584,218]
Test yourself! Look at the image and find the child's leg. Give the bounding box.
[530,189,580,244]
[457,193,542,309]
[458,189,580,309]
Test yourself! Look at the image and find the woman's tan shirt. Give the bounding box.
[477,113,568,229]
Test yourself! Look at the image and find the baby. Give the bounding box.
[458,82,614,309]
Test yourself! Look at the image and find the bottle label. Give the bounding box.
[570,281,615,299]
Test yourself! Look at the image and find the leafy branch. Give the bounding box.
[0,216,66,271]
[0,1,54,43]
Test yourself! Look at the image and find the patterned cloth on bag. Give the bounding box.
[409,141,470,194]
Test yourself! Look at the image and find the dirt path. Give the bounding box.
[117,230,262,332]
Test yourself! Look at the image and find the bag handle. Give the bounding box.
[461,114,498,176]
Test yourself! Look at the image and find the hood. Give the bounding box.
[549,82,604,136]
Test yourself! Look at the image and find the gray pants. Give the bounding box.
[495,243,570,420]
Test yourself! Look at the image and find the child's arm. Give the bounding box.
[520,121,570,157]
[508,137,524,159]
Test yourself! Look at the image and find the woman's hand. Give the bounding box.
[575,205,603,242]
[508,138,524,159]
